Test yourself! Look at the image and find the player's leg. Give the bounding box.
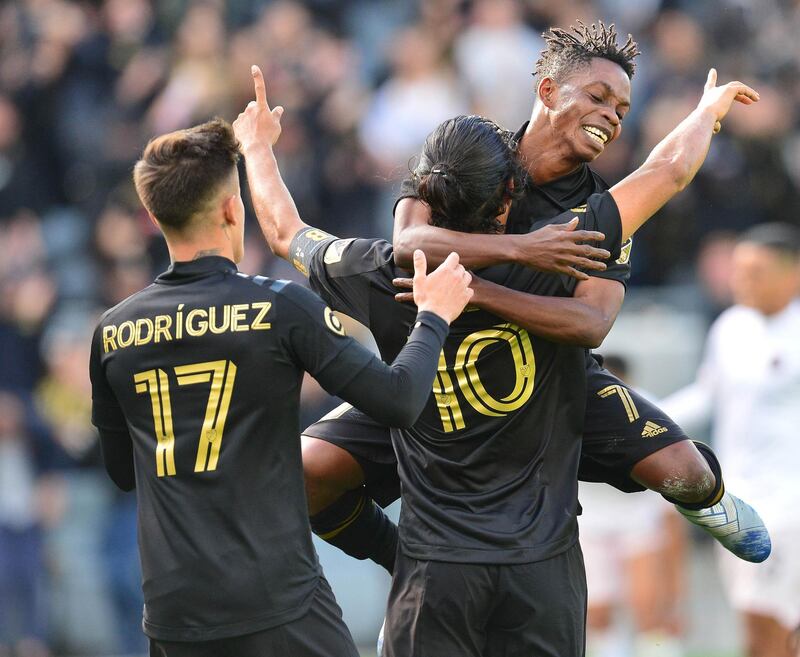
[717,523,800,657]
[743,613,793,657]
[581,358,770,562]
[383,554,492,657]
[485,543,587,657]
[302,404,401,573]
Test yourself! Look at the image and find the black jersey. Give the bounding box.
[89,256,449,641]
[290,191,623,563]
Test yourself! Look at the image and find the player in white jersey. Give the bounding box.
[663,223,800,657]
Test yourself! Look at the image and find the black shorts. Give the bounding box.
[148,577,358,657]
[578,354,689,492]
[383,544,587,657]
[302,357,690,503]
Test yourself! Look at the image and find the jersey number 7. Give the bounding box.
[134,360,238,477]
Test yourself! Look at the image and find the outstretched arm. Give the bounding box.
[394,198,611,280]
[612,69,758,240]
[233,65,306,259]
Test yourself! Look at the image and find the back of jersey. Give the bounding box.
[394,264,587,565]
[90,258,366,641]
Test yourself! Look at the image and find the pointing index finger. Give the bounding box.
[251,65,269,109]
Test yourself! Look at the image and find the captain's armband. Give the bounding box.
[288,227,337,276]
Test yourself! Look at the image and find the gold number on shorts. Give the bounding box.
[596,384,639,423]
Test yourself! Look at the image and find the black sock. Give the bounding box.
[309,487,399,574]
[665,440,726,511]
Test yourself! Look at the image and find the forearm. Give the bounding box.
[336,311,449,427]
[614,107,717,241]
[471,278,611,347]
[393,198,518,270]
[241,143,307,259]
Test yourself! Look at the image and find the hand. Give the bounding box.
[697,68,759,134]
[232,65,284,152]
[411,250,473,324]
[516,218,610,280]
[394,271,485,305]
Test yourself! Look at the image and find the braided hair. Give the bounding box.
[411,116,525,234]
[535,20,640,82]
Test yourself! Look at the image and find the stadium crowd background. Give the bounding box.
[1,0,799,655]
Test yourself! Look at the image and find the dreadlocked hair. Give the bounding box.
[410,115,525,235]
[535,20,640,81]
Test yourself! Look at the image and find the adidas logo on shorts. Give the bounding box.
[641,421,668,438]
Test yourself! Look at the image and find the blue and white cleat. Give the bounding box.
[376,618,385,656]
[677,491,771,563]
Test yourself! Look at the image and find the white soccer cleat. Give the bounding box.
[677,491,771,563]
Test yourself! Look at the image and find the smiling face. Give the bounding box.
[542,57,631,163]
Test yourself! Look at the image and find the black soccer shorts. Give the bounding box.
[302,355,691,503]
[383,543,587,657]
[147,576,358,657]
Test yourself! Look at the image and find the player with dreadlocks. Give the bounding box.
[293,23,770,609]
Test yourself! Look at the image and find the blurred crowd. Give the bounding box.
[1,0,800,654]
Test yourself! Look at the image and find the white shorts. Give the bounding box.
[717,522,800,629]
[579,483,668,605]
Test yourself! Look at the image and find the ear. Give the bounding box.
[222,194,239,227]
[537,76,558,109]
[146,211,160,229]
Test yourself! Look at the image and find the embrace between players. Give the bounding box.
[90,21,767,657]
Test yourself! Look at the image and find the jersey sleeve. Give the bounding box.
[392,176,419,216]
[288,227,396,327]
[89,323,127,433]
[547,191,631,293]
[276,281,377,394]
[276,281,450,427]
[581,191,631,288]
[89,322,135,491]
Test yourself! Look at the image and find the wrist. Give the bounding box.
[241,140,276,159]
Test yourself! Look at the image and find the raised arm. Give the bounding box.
[612,69,758,241]
[233,65,307,259]
[394,197,610,280]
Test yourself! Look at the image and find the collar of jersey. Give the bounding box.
[156,256,237,284]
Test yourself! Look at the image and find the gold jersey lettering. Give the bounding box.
[186,308,208,337]
[250,302,272,330]
[102,325,118,353]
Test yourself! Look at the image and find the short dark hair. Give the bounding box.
[535,20,640,82]
[133,118,240,231]
[410,115,525,234]
[739,222,800,260]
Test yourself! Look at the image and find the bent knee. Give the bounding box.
[633,440,715,500]
[302,436,366,512]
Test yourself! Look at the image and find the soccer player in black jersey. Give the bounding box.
[299,22,771,576]
[233,60,761,655]
[88,118,474,656]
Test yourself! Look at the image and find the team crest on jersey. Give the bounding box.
[617,238,633,265]
[324,307,346,336]
[323,239,356,265]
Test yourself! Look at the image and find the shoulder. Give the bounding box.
[97,284,158,326]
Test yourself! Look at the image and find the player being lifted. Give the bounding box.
[233,55,762,655]
[298,22,771,575]
[89,119,473,656]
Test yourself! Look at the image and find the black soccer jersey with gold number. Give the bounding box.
[89,256,449,641]
[291,190,623,564]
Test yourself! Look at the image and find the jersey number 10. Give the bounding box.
[433,323,536,432]
[134,360,237,477]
